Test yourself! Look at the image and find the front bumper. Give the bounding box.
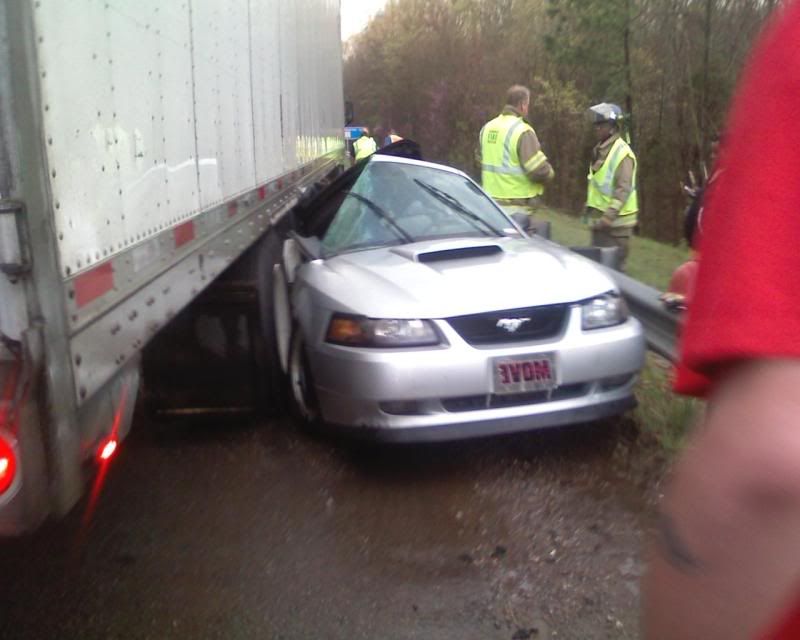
[327,395,637,443]
[307,306,644,442]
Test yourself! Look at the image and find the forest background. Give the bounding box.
[343,0,781,244]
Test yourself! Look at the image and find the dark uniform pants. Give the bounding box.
[590,223,634,271]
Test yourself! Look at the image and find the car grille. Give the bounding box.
[441,383,589,412]
[446,304,569,345]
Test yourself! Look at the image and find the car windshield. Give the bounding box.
[320,160,514,257]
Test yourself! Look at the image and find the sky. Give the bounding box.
[340,0,387,42]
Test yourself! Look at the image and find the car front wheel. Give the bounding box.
[288,329,320,426]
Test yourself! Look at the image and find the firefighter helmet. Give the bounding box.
[588,103,624,125]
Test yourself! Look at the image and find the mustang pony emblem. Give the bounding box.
[496,317,531,333]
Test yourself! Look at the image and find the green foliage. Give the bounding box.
[545,0,630,96]
[534,207,691,290]
[344,0,778,244]
[635,353,699,453]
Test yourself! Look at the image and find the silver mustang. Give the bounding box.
[272,152,645,441]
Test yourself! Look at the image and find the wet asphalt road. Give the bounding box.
[0,411,664,640]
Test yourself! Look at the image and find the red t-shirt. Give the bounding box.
[673,2,800,636]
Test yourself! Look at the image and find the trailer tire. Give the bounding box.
[255,232,289,414]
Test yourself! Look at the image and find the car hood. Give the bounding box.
[299,237,617,318]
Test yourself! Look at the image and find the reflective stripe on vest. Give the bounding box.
[586,137,638,219]
[354,136,377,161]
[480,114,544,199]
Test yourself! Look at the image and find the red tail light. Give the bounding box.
[97,438,118,462]
[0,436,16,495]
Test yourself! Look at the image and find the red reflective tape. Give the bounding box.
[174,221,195,248]
[74,262,115,308]
[228,202,238,217]
[258,185,267,200]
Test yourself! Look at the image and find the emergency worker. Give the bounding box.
[584,103,638,271]
[479,85,554,230]
[353,128,377,161]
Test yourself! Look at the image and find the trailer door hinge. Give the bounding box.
[0,200,31,278]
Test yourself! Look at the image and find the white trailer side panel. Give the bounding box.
[35,1,119,276]
[159,4,203,227]
[25,0,345,404]
[109,2,200,252]
[250,0,284,184]
[279,2,298,172]
[192,0,257,209]
[35,0,202,276]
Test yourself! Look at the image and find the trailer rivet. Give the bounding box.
[75,355,82,366]
[80,387,87,399]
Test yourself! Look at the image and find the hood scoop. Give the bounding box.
[393,242,504,264]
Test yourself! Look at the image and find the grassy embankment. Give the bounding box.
[536,208,701,452]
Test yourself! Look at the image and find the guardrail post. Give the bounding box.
[510,212,551,240]
[568,245,620,270]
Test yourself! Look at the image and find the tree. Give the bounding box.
[343,0,779,243]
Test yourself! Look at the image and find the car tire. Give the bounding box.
[255,233,288,414]
[287,328,321,428]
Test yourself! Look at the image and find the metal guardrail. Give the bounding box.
[605,268,679,362]
[567,245,680,362]
[524,224,680,362]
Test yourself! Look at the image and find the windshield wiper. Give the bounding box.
[413,179,504,237]
[343,191,414,244]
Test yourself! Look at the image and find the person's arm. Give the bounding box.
[644,359,800,640]
[594,156,633,228]
[517,129,554,183]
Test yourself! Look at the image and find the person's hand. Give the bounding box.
[659,291,687,311]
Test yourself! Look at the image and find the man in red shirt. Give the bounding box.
[643,2,800,638]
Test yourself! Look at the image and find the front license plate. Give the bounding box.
[492,354,557,394]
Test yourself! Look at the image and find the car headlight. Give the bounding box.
[581,292,628,330]
[326,314,442,347]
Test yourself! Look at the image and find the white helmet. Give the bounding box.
[588,103,624,125]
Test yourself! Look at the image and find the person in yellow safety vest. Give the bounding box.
[353,127,377,161]
[479,85,555,231]
[585,102,638,271]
